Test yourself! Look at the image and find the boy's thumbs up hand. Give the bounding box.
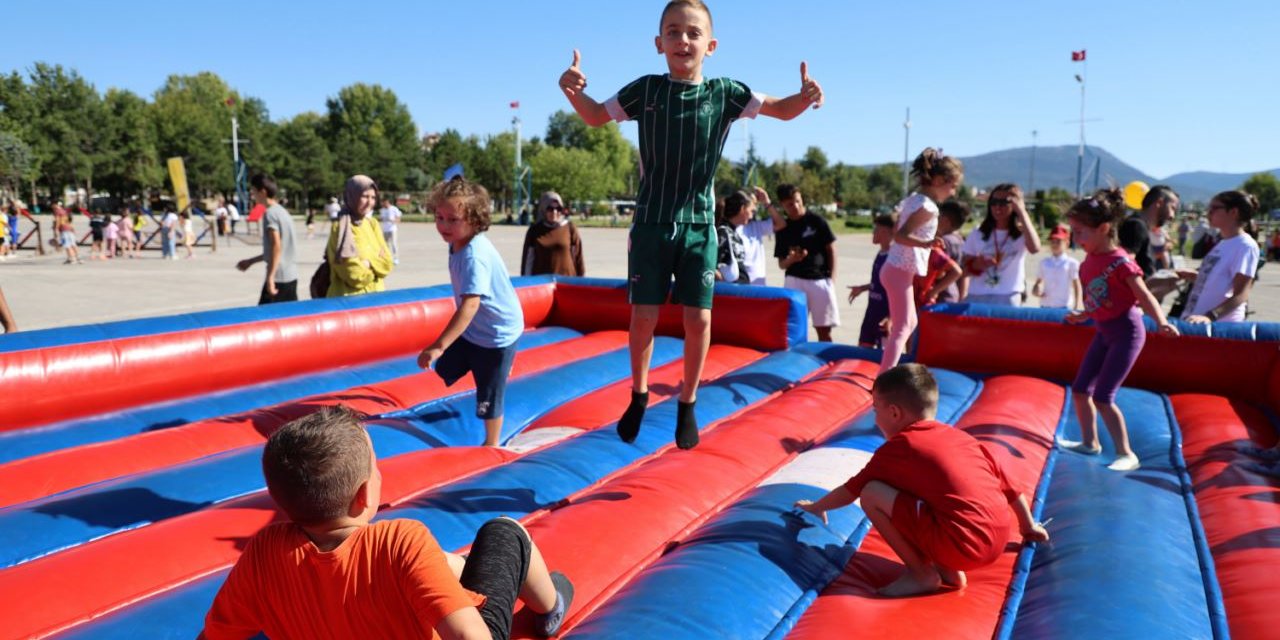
[561,49,588,96]
[800,61,824,109]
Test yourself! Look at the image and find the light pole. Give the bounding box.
[1029,129,1038,194]
[1074,66,1086,198]
[901,108,911,199]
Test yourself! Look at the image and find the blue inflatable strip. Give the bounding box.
[569,367,983,639]
[0,330,636,570]
[1004,388,1220,640]
[927,301,1280,341]
[555,275,811,348]
[62,350,818,639]
[1163,394,1230,640]
[372,336,684,448]
[0,327,579,465]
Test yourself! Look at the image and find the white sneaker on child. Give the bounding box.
[1108,454,1140,472]
[1057,439,1101,455]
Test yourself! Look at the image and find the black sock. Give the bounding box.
[675,400,699,450]
[617,390,648,443]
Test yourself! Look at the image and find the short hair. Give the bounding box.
[873,364,939,417]
[250,174,278,199]
[1141,184,1179,211]
[262,405,372,526]
[428,176,492,232]
[939,200,970,228]
[911,148,964,190]
[775,183,799,202]
[660,0,713,31]
[720,190,752,225]
[872,213,896,229]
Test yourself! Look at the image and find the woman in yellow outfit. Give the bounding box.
[326,174,394,296]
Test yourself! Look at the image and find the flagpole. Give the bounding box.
[901,107,911,199]
[1075,56,1087,198]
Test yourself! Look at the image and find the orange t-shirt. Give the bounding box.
[202,519,486,640]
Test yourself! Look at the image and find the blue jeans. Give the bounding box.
[160,229,176,257]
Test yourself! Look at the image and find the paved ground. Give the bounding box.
[3,219,1277,346]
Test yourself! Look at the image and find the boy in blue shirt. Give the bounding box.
[419,177,525,447]
[558,0,825,449]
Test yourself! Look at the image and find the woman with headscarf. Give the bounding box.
[326,175,394,296]
[521,191,585,277]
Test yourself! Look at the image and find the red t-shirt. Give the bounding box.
[1080,248,1143,322]
[913,247,957,307]
[202,519,485,640]
[843,420,1018,563]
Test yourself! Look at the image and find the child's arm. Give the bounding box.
[759,62,824,121]
[1031,277,1045,298]
[926,259,963,304]
[418,296,481,369]
[847,283,870,303]
[752,186,786,231]
[894,207,944,249]
[559,50,611,127]
[1071,277,1083,311]
[794,485,856,525]
[1126,274,1180,336]
[1010,493,1050,543]
[1011,188,1042,254]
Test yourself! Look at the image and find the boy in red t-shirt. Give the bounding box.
[200,406,573,640]
[913,246,963,308]
[796,364,1049,597]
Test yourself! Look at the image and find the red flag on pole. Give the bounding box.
[509,101,520,109]
[1071,50,1086,62]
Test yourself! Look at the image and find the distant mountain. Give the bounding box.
[877,146,1275,204]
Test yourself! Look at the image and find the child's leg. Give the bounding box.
[673,305,710,450]
[1089,310,1146,468]
[617,304,660,443]
[460,517,574,639]
[861,480,942,597]
[878,265,918,373]
[470,342,516,447]
[483,417,503,448]
[1063,331,1109,453]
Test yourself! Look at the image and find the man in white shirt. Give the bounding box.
[325,197,342,221]
[379,197,403,264]
[227,201,241,235]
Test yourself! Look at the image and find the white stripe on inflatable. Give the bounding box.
[758,447,873,492]
[503,426,583,454]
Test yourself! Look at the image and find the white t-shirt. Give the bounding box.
[737,219,775,285]
[325,202,342,220]
[227,204,240,221]
[963,228,1030,296]
[379,205,403,232]
[214,206,228,219]
[162,212,179,229]
[886,193,938,276]
[1184,233,1259,321]
[1037,253,1080,309]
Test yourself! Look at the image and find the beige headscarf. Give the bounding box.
[538,191,565,225]
[335,175,377,260]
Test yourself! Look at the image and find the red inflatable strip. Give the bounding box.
[523,344,766,433]
[0,331,628,510]
[0,446,518,640]
[787,375,1064,640]
[1172,394,1280,640]
[502,359,879,638]
[548,282,796,352]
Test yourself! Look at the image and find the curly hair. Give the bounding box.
[429,176,492,232]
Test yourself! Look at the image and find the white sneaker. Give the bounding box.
[1108,454,1141,472]
[1057,438,1101,455]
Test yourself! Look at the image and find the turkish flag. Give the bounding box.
[510,101,520,109]
[1071,50,1086,62]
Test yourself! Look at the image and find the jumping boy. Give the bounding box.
[200,406,574,639]
[795,364,1050,597]
[559,0,824,449]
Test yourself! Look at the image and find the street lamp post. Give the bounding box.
[901,108,911,199]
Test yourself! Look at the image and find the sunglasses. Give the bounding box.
[545,204,564,212]
[989,198,1012,207]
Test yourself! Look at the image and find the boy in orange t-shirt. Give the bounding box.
[795,364,1050,597]
[200,406,573,640]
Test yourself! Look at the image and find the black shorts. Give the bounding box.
[459,517,533,640]
[435,337,517,420]
[258,280,299,305]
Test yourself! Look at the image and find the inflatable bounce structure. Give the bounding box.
[0,276,1276,639]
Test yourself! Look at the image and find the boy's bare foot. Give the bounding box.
[1057,438,1101,455]
[878,568,942,597]
[936,565,966,590]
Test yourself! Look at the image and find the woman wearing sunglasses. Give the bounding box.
[522,191,585,277]
[961,183,1042,306]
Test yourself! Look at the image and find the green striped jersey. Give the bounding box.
[606,75,761,224]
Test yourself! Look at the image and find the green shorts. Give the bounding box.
[628,222,718,309]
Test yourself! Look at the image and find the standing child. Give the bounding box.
[878,148,960,373]
[180,209,196,259]
[200,406,574,639]
[913,246,963,308]
[1059,189,1179,471]
[89,211,107,260]
[936,200,970,302]
[714,190,753,283]
[103,213,118,258]
[775,184,840,341]
[418,177,524,447]
[736,186,786,285]
[796,364,1049,597]
[847,214,894,348]
[1033,224,1081,310]
[559,0,824,449]
[56,207,81,265]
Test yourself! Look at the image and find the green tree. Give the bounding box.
[529,146,614,204]
[422,129,480,184]
[1241,172,1280,214]
[545,110,589,149]
[799,146,828,177]
[831,163,871,209]
[0,131,33,194]
[271,112,335,211]
[96,88,164,197]
[544,110,633,196]
[866,163,903,210]
[23,63,102,193]
[324,83,420,191]
[152,72,242,196]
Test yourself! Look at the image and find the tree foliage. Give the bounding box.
[324,83,419,191]
[1241,172,1280,214]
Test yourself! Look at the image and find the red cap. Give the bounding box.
[1049,224,1070,240]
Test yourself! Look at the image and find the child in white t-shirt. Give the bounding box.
[1178,190,1261,323]
[1033,225,1081,310]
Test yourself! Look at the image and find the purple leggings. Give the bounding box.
[1072,307,1146,404]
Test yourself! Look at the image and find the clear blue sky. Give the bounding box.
[2,0,1275,178]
